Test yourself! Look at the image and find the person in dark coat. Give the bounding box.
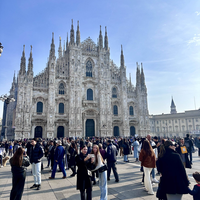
[49,140,66,179]
[176,138,191,169]
[10,147,30,200]
[29,138,43,190]
[156,140,189,200]
[68,142,77,177]
[122,139,129,162]
[75,145,95,200]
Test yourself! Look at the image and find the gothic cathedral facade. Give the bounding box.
[6,21,150,139]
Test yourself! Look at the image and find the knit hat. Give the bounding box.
[193,172,200,182]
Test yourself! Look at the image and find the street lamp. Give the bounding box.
[0,43,3,57]
[0,94,15,139]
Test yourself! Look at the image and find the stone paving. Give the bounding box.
[0,152,199,200]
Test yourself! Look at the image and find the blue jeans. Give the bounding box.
[151,168,155,179]
[124,155,128,161]
[99,171,107,200]
[51,160,66,178]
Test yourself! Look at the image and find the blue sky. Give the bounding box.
[0,0,200,118]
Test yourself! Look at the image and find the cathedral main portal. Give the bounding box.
[85,119,95,137]
[35,126,43,138]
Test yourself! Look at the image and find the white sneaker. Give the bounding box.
[152,178,159,183]
[148,192,154,195]
[141,182,144,185]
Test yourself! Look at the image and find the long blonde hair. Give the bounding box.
[91,144,104,166]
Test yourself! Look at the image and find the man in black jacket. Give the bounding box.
[184,134,194,164]
[29,138,43,190]
[106,139,119,182]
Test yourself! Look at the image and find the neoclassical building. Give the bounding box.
[1,20,150,140]
[149,99,200,137]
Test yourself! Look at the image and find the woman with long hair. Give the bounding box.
[139,140,156,195]
[68,142,78,177]
[91,144,108,200]
[156,140,189,200]
[10,147,30,200]
[75,145,95,200]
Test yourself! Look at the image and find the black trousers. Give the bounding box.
[10,170,26,200]
[80,188,92,200]
[107,161,119,181]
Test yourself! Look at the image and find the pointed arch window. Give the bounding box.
[59,103,64,114]
[86,60,92,77]
[112,87,117,98]
[59,83,65,95]
[113,105,118,115]
[87,88,93,100]
[129,106,134,116]
[37,102,43,113]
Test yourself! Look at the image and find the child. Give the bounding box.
[188,172,200,200]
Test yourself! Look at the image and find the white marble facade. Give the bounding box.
[11,21,150,139]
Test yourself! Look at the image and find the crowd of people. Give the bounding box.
[0,134,200,200]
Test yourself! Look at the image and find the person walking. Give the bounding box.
[106,139,119,182]
[139,140,156,195]
[68,142,77,177]
[184,134,194,165]
[65,138,71,170]
[76,145,95,200]
[122,139,129,162]
[0,145,5,168]
[29,138,43,190]
[91,144,107,200]
[132,138,139,162]
[156,140,190,200]
[8,142,13,157]
[10,147,30,200]
[49,140,66,179]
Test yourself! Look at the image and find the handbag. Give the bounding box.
[87,170,92,177]
[98,164,108,173]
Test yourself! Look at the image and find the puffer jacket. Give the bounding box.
[30,144,43,164]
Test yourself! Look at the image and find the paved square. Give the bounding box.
[1,153,199,200]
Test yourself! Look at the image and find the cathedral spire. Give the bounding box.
[63,40,65,54]
[129,73,132,86]
[76,20,80,46]
[66,32,69,47]
[58,36,62,58]
[49,32,55,58]
[70,19,75,45]
[136,62,141,87]
[104,26,108,50]
[11,71,16,91]
[13,71,16,83]
[170,97,177,114]
[141,63,145,87]
[120,45,124,67]
[19,45,26,75]
[27,45,33,75]
[99,25,103,49]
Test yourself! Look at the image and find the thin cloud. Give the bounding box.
[187,34,200,46]
[195,11,200,16]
